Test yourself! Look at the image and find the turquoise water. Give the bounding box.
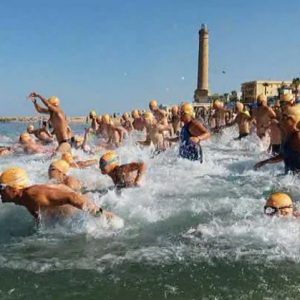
[1,123,300,299]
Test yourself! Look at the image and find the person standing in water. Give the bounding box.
[168,103,210,162]
[252,94,276,139]
[28,92,73,148]
[254,105,300,174]
[227,102,251,140]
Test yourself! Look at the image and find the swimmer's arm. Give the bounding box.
[33,101,50,114]
[189,121,211,141]
[75,159,98,168]
[166,136,180,142]
[254,154,283,170]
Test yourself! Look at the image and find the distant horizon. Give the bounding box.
[1,0,299,116]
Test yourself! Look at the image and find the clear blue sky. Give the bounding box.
[0,0,299,116]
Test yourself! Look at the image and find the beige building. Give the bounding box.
[241,80,292,103]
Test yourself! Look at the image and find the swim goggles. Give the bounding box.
[264,205,293,216]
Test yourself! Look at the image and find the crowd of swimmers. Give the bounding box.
[0,90,300,223]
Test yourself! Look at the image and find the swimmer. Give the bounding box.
[268,118,281,155]
[61,152,97,169]
[28,92,73,145]
[132,110,145,131]
[169,105,182,135]
[27,124,53,144]
[211,100,230,132]
[149,100,168,125]
[120,113,134,132]
[227,102,251,140]
[252,94,276,139]
[0,146,14,156]
[100,114,124,148]
[264,192,300,217]
[137,112,172,152]
[0,167,114,222]
[167,103,210,161]
[88,110,99,132]
[254,105,300,174]
[48,159,82,191]
[99,151,146,189]
[19,132,49,154]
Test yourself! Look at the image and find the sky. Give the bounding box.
[0,0,299,116]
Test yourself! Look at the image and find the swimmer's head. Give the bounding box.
[19,132,33,144]
[99,151,119,174]
[213,100,223,109]
[143,112,154,125]
[280,94,295,106]
[280,104,300,132]
[264,192,294,217]
[132,110,140,119]
[89,110,97,118]
[257,94,267,106]
[96,115,102,124]
[49,159,70,175]
[122,112,130,120]
[48,96,60,107]
[171,105,179,115]
[0,167,29,190]
[61,152,74,164]
[102,114,111,125]
[27,124,34,134]
[149,100,158,111]
[235,102,244,112]
[180,103,195,121]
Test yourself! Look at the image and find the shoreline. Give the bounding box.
[0,116,87,123]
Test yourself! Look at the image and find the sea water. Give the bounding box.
[1,123,300,299]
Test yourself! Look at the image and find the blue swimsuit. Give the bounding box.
[281,133,300,174]
[179,122,203,162]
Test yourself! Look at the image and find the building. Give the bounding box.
[194,24,209,103]
[241,80,292,103]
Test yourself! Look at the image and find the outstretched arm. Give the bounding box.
[254,154,283,170]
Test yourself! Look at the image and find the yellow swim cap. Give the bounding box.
[149,100,158,109]
[123,112,129,119]
[50,160,70,174]
[171,105,179,114]
[132,109,140,118]
[257,94,267,102]
[213,100,223,109]
[180,103,195,118]
[19,132,32,143]
[99,151,119,173]
[280,94,294,103]
[143,112,154,120]
[27,124,34,132]
[0,167,29,189]
[61,152,74,164]
[48,96,60,107]
[102,114,111,124]
[236,102,244,112]
[265,192,293,216]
